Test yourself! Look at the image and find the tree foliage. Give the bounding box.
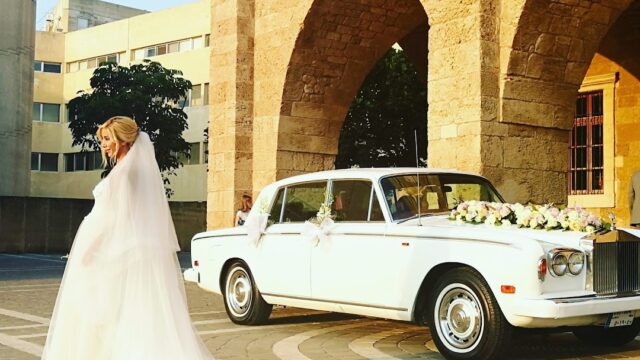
[68,60,192,197]
[335,48,427,169]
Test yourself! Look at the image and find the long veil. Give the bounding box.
[42,131,213,360]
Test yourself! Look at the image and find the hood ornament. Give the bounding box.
[608,212,617,231]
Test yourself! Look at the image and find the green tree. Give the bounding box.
[68,60,192,197]
[335,48,427,169]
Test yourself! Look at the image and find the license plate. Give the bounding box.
[605,311,635,328]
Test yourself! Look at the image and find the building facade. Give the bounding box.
[15,0,640,229]
[32,0,209,202]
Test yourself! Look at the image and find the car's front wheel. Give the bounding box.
[426,268,512,360]
[573,319,640,347]
[223,261,272,325]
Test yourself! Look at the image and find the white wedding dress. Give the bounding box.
[42,132,213,360]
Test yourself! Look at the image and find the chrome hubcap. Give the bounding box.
[435,284,483,352]
[226,267,252,318]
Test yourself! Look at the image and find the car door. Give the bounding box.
[255,181,327,299]
[311,180,410,310]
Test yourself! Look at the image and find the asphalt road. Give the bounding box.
[2,253,640,360]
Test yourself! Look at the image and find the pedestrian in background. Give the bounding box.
[235,194,252,226]
[630,170,640,228]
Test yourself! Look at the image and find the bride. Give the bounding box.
[42,116,213,360]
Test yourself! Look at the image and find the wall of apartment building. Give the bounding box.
[31,0,210,202]
[0,197,205,253]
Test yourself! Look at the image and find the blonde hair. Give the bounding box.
[96,116,139,166]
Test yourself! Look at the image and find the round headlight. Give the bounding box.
[568,252,584,275]
[551,254,568,276]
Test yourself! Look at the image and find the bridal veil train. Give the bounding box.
[42,129,213,360]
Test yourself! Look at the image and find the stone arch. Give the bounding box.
[501,0,634,129]
[274,0,429,179]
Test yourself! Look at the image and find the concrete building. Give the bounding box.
[0,0,36,196]
[43,0,148,33]
[32,0,209,202]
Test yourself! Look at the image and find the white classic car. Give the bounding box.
[185,168,640,360]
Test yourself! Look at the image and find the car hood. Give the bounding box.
[397,215,588,249]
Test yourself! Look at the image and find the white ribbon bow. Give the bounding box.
[302,218,335,246]
[245,213,269,247]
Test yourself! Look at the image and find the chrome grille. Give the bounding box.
[594,241,640,295]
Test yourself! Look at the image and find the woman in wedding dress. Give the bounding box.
[42,116,214,360]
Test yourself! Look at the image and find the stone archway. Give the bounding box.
[211,0,634,229]
[209,0,509,229]
[273,0,429,180]
[501,0,634,128]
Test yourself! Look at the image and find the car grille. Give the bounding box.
[594,238,640,295]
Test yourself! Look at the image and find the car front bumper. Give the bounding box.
[505,294,640,328]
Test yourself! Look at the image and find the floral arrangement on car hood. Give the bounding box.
[449,201,609,233]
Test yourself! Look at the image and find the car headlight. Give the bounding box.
[547,249,585,277]
[568,252,584,275]
[550,253,568,276]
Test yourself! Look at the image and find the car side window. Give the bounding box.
[282,181,327,222]
[331,180,372,222]
[269,188,285,223]
[369,190,385,222]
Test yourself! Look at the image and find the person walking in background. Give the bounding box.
[42,116,213,360]
[235,194,252,226]
[630,170,640,228]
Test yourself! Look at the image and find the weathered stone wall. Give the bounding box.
[0,197,205,253]
[491,0,634,205]
[207,0,638,229]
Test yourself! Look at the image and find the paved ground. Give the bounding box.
[3,253,640,360]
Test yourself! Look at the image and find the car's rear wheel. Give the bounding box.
[426,267,512,360]
[223,261,272,325]
[573,319,640,347]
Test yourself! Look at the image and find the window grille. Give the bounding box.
[569,90,604,195]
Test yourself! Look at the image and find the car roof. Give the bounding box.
[273,168,485,187]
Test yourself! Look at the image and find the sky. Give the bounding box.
[35,0,195,30]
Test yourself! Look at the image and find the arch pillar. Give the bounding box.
[426,0,496,177]
[207,0,255,229]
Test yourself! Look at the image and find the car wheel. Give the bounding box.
[223,261,272,325]
[573,319,640,347]
[426,267,512,360]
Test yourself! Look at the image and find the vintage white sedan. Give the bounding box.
[185,168,640,360]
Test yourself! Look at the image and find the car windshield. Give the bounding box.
[380,173,504,221]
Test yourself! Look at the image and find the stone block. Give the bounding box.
[507,50,528,76]
[502,98,554,127]
[526,53,544,78]
[534,33,555,55]
[480,135,503,167]
[440,124,458,139]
